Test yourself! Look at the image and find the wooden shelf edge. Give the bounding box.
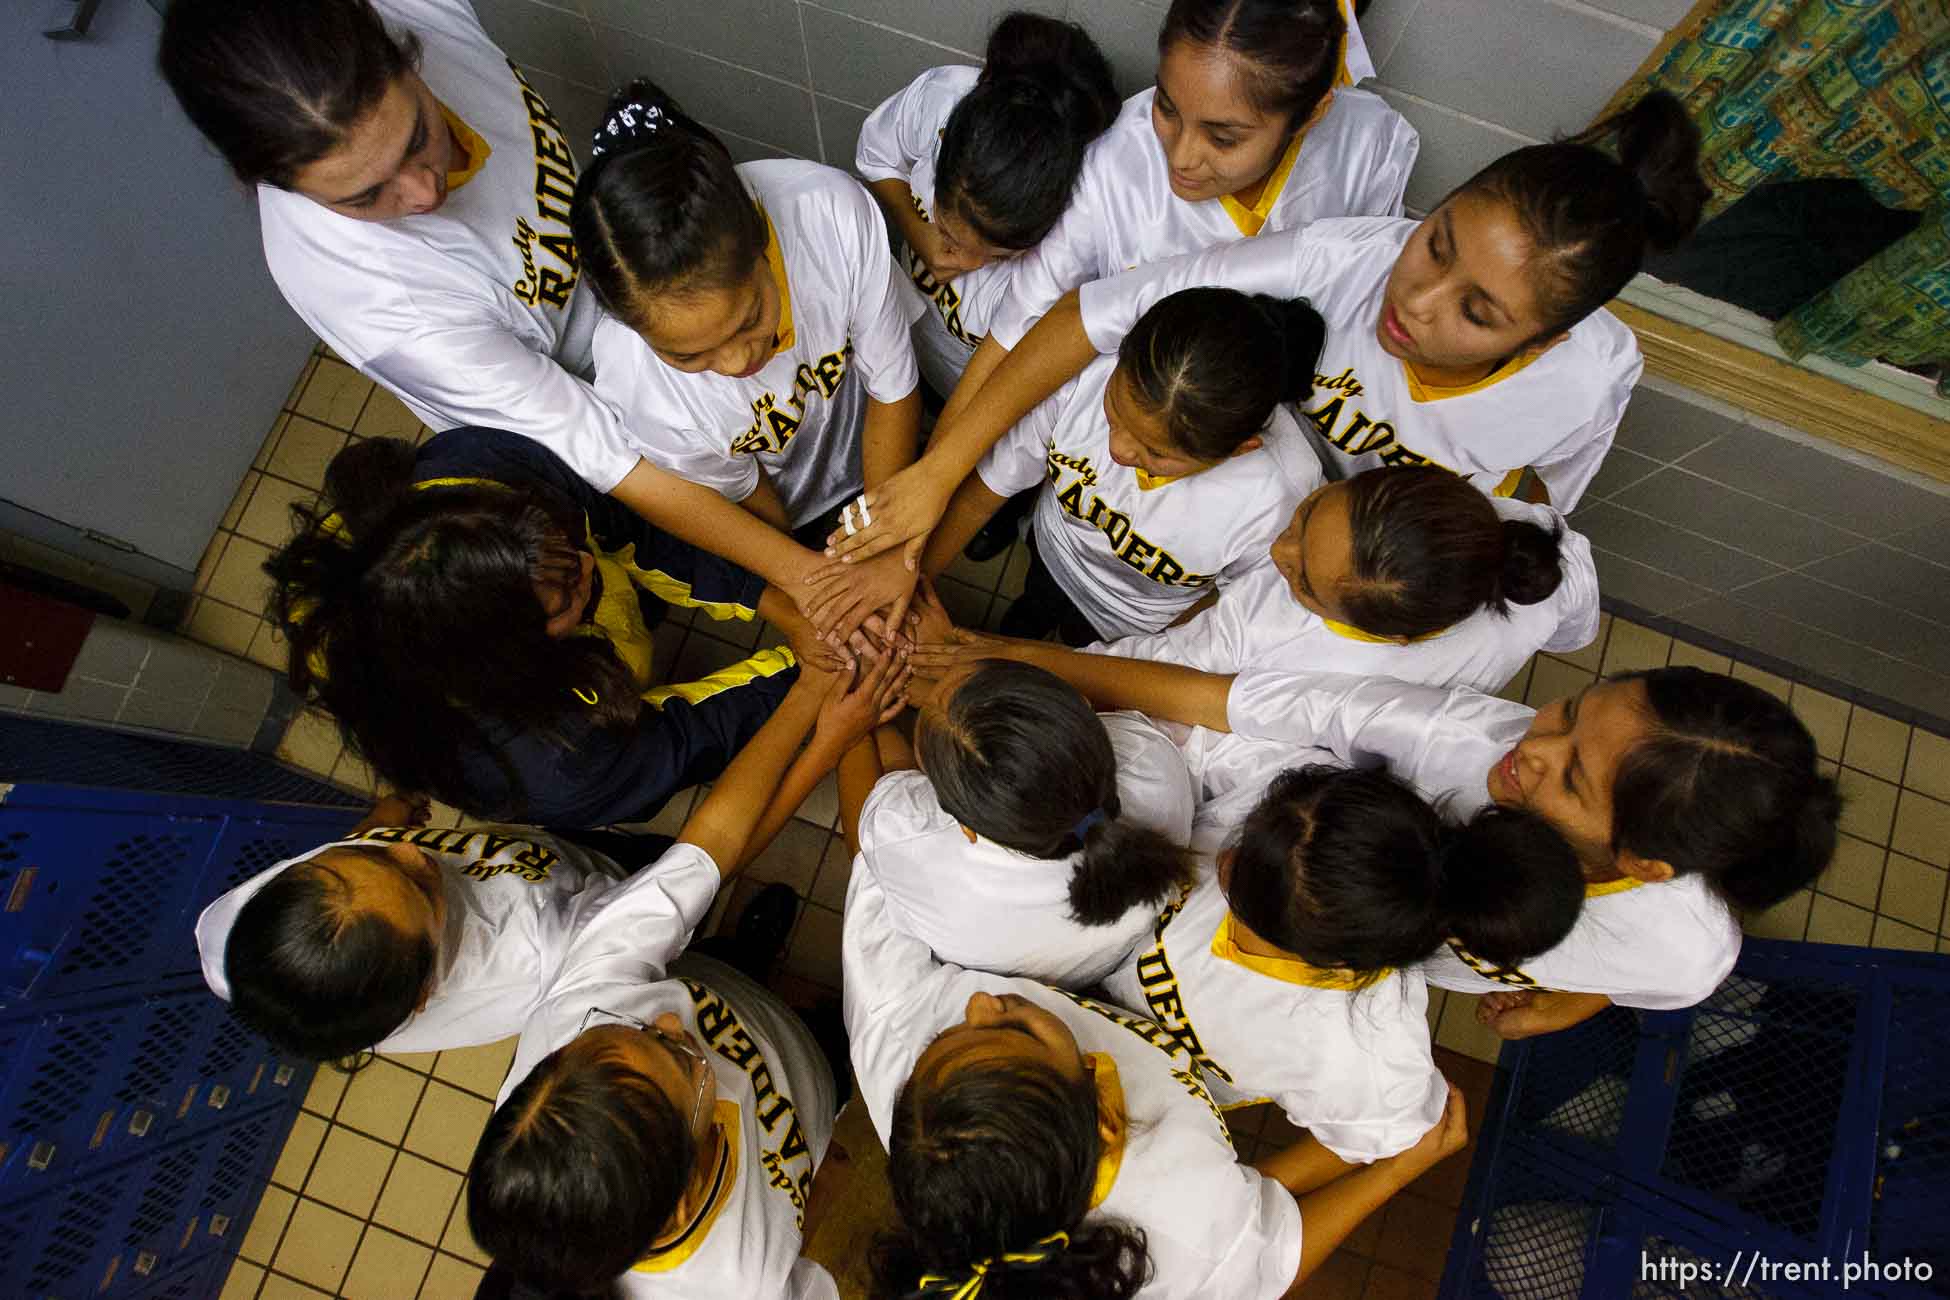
[1610,301,1950,485]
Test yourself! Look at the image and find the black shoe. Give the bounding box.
[727,882,801,983]
[963,512,1019,563]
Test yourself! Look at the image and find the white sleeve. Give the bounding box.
[1171,1166,1305,1300]
[363,327,642,492]
[842,866,953,1143]
[839,183,924,402]
[1353,108,1419,218]
[1226,671,1526,795]
[1076,232,1313,354]
[533,843,723,999]
[591,323,763,504]
[854,70,943,181]
[987,165,1114,348]
[1531,352,1640,510]
[974,396,1058,498]
[1540,521,1602,655]
[1084,607,1235,674]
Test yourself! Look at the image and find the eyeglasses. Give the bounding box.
[580,1006,712,1131]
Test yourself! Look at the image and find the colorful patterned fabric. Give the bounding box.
[1646,0,1950,366]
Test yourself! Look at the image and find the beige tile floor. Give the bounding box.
[194,348,1950,1299]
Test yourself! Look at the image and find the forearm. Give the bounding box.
[861,389,923,492]
[923,294,1093,489]
[611,459,818,590]
[1527,991,1612,1034]
[681,683,823,868]
[1288,1159,1420,1293]
[1253,1132,1357,1197]
[736,730,849,871]
[836,734,887,854]
[921,474,1009,576]
[935,333,1009,430]
[972,638,1233,730]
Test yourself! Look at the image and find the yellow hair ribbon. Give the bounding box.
[914,1231,1074,1299]
[572,686,599,706]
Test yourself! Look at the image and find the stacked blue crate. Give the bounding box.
[1440,939,1950,1299]
[1,714,362,1296]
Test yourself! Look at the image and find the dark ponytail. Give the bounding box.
[1337,466,1565,639]
[935,13,1121,251]
[1156,0,1343,126]
[160,0,421,188]
[1454,90,1707,337]
[1435,807,1585,968]
[917,660,1194,925]
[1117,288,1324,461]
[572,78,768,327]
[874,1059,1150,1300]
[1610,667,1842,911]
[265,438,639,816]
[1225,765,1582,976]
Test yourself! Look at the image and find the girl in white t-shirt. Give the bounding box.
[1094,464,1598,694]
[160,0,645,493]
[577,80,925,646]
[923,288,1325,643]
[856,14,1121,398]
[843,865,1468,1300]
[1104,762,1580,1166]
[462,654,908,1299]
[850,639,1197,989]
[820,94,1709,568]
[911,635,1842,1038]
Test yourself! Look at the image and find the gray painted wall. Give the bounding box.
[462,0,1950,718]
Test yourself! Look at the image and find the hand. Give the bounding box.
[369,792,431,827]
[1392,1082,1468,1178]
[903,576,956,647]
[911,223,971,285]
[1476,989,1594,1040]
[803,549,919,644]
[820,460,956,565]
[813,648,912,753]
[769,604,850,674]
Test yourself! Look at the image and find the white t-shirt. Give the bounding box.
[843,870,1304,1300]
[592,160,921,526]
[989,87,1417,349]
[1223,672,1743,1010]
[1105,876,1447,1163]
[978,356,1322,639]
[258,0,637,491]
[195,824,627,1054]
[1078,217,1643,508]
[499,843,839,1300]
[854,65,1024,397]
[855,711,1197,989]
[1091,495,1599,692]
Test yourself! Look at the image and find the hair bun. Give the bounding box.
[590,79,679,162]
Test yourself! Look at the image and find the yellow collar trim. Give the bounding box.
[1085,1053,1127,1210]
[1211,913,1382,989]
[1134,467,1189,491]
[578,547,656,688]
[437,101,491,192]
[632,1102,740,1273]
[1584,875,1647,898]
[1332,0,1359,87]
[1402,349,1542,403]
[1219,127,1305,237]
[1318,616,1447,645]
[759,205,796,357]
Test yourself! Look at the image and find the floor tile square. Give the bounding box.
[219,1257,264,1300]
[241,1184,297,1264]
[1871,915,1937,952]
[247,618,289,671]
[375,1152,465,1245]
[304,1124,395,1217]
[343,1225,434,1300]
[1844,709,1912,784]
[338,1057,430,1145]
[1434,993,1503,1065]
[1729,661,1791,701]
[433,1037,519,1100]
[1376,1190,1453,1279]
[1817,835,1886,909]
[1600,619,1670,676]
[302,1065,349,1119]
[1666,639,1732,674]
[1836,768,1899,845]
[207,534,276,616]
[405,1082,495,1171]
[1553,613,1608,674]
[353,388,422,441]
[1806,894,1874,946]
[1298,1249,1369,1300]
[260,1273,332,1299]
[1743,889,1811,941]
[267,416,349,490]
[810,833,853,911]
[273,1197,366,1292]
[784,903,845,986]
[1526,655,1593,708]
[186,598,262,657]
[277,708,343,779]
[222,471,261,532]
[1364,1260,1440,1299]
[420,1253,487,1300]
[271,1112,328,1188]
[1790,685,1850,762]
[237,475,320,547]
[749,818,830,893]
[1493,658,1534,704]
[296,358,376,431]
[1891,790,1950,867]
[1905,728,1950,803]
[1877,853,1946,933]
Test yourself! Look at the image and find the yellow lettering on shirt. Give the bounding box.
[900,194,976,347]
[682,978,816,1226]
[505,61,580,307]
[1043,450,1211,589]
[730,341,855,457]
[349,827,558,882]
